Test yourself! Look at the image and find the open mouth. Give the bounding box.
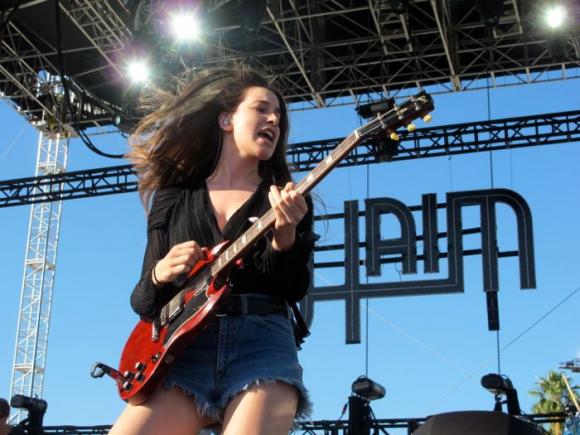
[257,128,276,144]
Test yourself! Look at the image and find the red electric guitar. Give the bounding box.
[92,91,434,404]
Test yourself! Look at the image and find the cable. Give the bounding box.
[365,161,370,377]
[54,0,125,159]
[420,283,580,414]
[486,75,501,375]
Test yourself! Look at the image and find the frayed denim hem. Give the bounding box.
[220,376,313,426]
[162,379,222,422]
[163,376,312,431]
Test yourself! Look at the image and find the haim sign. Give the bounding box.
[299,188,536,344]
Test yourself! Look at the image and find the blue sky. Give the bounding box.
[0,76,579,432]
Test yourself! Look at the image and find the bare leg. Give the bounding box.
[221,382,298,435]
[108,386,216,435]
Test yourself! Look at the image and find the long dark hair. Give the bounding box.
[126,64,291,208]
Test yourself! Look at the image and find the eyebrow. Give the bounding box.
[255,100,281,115]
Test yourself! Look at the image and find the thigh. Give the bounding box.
[108,386,216,435]
[221,382,298,435]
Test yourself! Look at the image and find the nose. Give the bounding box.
[267,111,279,126]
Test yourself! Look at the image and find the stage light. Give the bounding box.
[11,394,47,435]
[170,13,202,41]
[127,60,150,84]
[481,373,521,415]
[475,0,504,27]
[352,375,386,401]
[545,5,566,29]
[389,0,408,14]
[239,0,269,35]
[356,98,395,119]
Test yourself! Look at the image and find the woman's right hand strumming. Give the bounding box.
[152,241,207,286]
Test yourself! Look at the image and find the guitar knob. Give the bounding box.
[122,381,133,391]
[389,132,400,141]
[406,123,416,132]
[123,371,134,380]
[423,114,432,123]
[136,373,145,382]
[135,362,145,371]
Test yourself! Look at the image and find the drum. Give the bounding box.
[412,411,546,435]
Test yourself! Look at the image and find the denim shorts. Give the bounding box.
[162,298,311,423]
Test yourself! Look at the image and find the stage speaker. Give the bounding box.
[412,411,546,435]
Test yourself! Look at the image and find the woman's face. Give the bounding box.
[223,86,282,162]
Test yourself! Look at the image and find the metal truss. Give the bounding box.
[0,0,128,130]
[1,109,578,208]
[9,130,69,424]
[1,1,579,131]
[22,413,567,434]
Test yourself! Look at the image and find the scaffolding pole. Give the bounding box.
[8,129,68,423]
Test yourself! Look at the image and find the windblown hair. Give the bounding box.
[0,398,9,419]
[126,64,291,209]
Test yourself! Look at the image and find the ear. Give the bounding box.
[218,112,233,132]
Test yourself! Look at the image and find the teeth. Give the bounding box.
[260,130,274,141]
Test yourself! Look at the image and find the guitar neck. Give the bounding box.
[209,131,361,276]
[165,90,433,310]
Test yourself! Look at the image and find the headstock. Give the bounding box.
[357,92,434,141]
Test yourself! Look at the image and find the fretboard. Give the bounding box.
[209,130,360,276]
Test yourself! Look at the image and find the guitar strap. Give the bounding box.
[288,301,310,349]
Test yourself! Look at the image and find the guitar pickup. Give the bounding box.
[167,294,184,322]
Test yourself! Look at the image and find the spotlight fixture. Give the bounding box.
[240,0,269,34]
[546,4,567,29]
[388,0,408,14]
[352,375,386,401]
[11,394,47,435]
[475,0,504,27]
[170,12,202,41]
[373,137,400,162]
[481,373,521,416]
[127,60,150,84]
[355,98,395,119]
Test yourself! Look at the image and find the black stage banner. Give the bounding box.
[300,188,536,343]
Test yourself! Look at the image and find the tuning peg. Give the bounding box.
[389,132,400,141]
[406,123,416,132]
[423,114,432,123]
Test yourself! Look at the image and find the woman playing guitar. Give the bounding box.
[108,65,316,435]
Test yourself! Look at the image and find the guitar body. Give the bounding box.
[117,242,231,404]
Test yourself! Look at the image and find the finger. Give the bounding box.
[289,190,308,214]
[274,192,296,224]
[171,247,196,257]
[172,264,191,275]
[269,185,283,203]
[269,191,290,224]
[281,190,304,221]
[172,241,198,254]
[173,251,203,266]
[177,241,199,249]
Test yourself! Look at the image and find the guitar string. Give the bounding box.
[165,95,429,310]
